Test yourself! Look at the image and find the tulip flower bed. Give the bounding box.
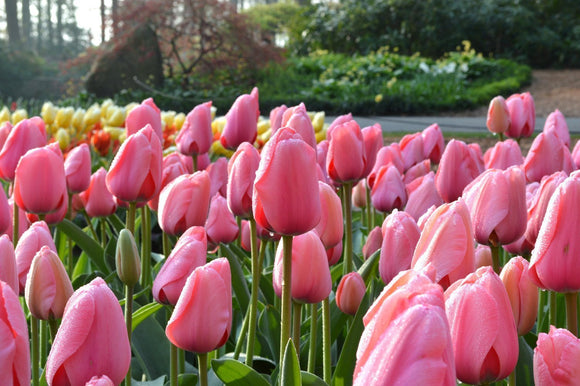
[0,89,579,386]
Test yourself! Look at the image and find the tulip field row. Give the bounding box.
[0,88,578,386]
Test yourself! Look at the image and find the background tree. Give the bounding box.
[4,0,21,45]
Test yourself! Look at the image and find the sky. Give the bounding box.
[75,0,107,45]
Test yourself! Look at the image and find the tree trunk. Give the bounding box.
[5,0,21,46]
[112,0,119,37]
[47,0,54,48]
[36,0,43,50]
[57,0,63,51]
[100,0,106,43]
[22,0,32,43]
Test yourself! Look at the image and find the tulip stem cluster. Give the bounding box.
[12,201,19,246]
[490,244,501,274]
[170,340,178,386]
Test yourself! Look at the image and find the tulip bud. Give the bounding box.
[116,229,141,288]
[220,87,259,150]
[362,226,382,260]
[336,272,366,315]
[399,132,424,171]
[64,143,91,193]
[486,96,511,134]
[421,123,445,164]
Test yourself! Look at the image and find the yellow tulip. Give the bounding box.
[100,99,114,118]
[0,106,10,123]
[71,108,86,134]
[212,116,227,135]
[11,109,28,124]
[258,128,272,144]
[55,107,74,128]
[312,111,325,133]
[83,104,101,129]
[55,128,70,151]
[105,106,125,127]
[161,111,176,129]
[210,140,234,158]
[210,106,217,120]
[41,102,57,125]
[173,113,186,131]
[257,118,270,135]
[103,126,126,141]
[315,128,327,143]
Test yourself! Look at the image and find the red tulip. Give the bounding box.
[534,326,580,385]
[125,97,163,141]
[147,152,189,211]
[336,272,366,315]
[220,87,259,150]
[404,172,443,221]
[14,143,67,215]
[435,139,483,202]
[176,101,213,157]
[206,157,229,198]
[0,117,46,182]
[362,226,382,260]
[421,123,445,164]
[158,171,211,236]
[314,181,343,249]
[64,143,91,194]
[166,258,232,353]
[269,104,288,135]
[281,103,316,149]
[524,131,575,183]
[205,193,239,249]
[500,256,538,336]
[0,280,30,386]
[106,124,163,202]
[371,164,407,213]
[506,92,535,139]
[486,95,511,134]
[379,210,420,284]
[483,139,523,170]
[326,119,366,184]
[544,109,570,147]
[253,127,321,235]
[361,123,383,177]
[153,226,207,305]
[227,142,260,218]
[79,167,117,217]
[399,132,424,171]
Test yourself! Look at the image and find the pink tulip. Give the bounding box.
[326,240,342,266]
[462,166,527,246]
[354,270,455,385]
[227,142,260,218]
[404,172,443,221]
[0,117,46,181]
[14,143,67,215]
[326,113,353,139]
[85,375,114,386]
[46,277,131,386]
[352,179,367,209]
[166,258,232,353]
[220,87,259,150]
[240,219,261,252]
[205,193,239,249]
[417,204,437,230]
[206,157,229,198]
[281,103,316,149]
[379,209,420,284]
[403,159,430,185]
[25,246,74,320]
[411,199,475,289]
[326,119,367,184]
[79,168,118,217]
[0,121,12,150]
[314,181,343,249]
[362,226,382,260]
[336,272,366,316]
[474,244,492,268]
[572,140,580,169]
[486,95,511,134]
[421,123,445,164]
[273,231,331,303]
[0,187,10,234]
[544,109,570,148]
[371,165,407,213]
[6,196,30,241]
[500,256,538,336]
[534,326,580,385]
[15,221,57,295]
[524,131,575,183]
[152,226,207,305]
[125,97,163,141]
[361,123,383,177]
[158,171,211,236]
[468,142,486,171]
[148,152,190,211]
[106,124,163,202]
[26,195,68,225]
[483,139,523,170]
[435,139,483,202]
[175,101,213,157]
[316,140,330,182]
[253,127,321,235]
[368,144,404,188]
[529,174,580,292]
[269,104,288,135]
[399,132,424,171]
[0,280,30,386]
[64,143,91,193]
[444,266,518,384]
[505,92,535,139]
[0,234,17,293]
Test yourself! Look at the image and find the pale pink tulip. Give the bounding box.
[421,123,445,164]
[371,165,407,213]
[483,139,523,170]
[368,144,404,188]
[220,87,259,150]
[80,168,118,217]
[281,103,316,149]
[524,131,574,183]
[362,226,382,260]
[435,139,483,202]
[399,132,424,171]
[403,159,430,184]
[125,97,163,140]
[147,152,190,211]
[227,142,260,219]
[64,143,91,193]
[269,104,287,135]
[326,119,366,183]
[500,256,538,335]
[336,272,366,316]
[0,234,18,293]
[506,92,535,139]
[314,181,343,249]
[206,157,229,198]
[0,117,46,181]
[404,172,443,221]
[534,326,580,386]
[205,193,239,249]
[486,96,511,134]
[175,101,213,157]
[379,210,420,284]
[544,109,570,148]
[361,123,383,177]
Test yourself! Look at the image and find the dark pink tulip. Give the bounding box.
[361,123,383,177]
[152,226,207,305]
[534,326,580,385]
[354,270,455,385]
[368,144,404,188]
[486,95,511,135]
[336,272,366,316]
[206,157,229,198]
[64,143,91,193]
[0,234,18,294]
[125,97,163,141]
[106,124,163,202]
[269,104,288,135]
[326,240,342,266]
[314,181,343,249]
[15,221,57,295]
[273,231,331,303]
[352,179,367,209]
[362,226,382,259]
[399,132,424,171]
[421,123,444,164]
[506,92,535,139]
[463,166,527,246]
[326,119,366,183]
[25,246,73,320]
[166,258,232,353]
[403,159,430,185]
[524,131,575,183]
[379,210,420,284]
[281,103,316,149]
[474,244,492,269]
[484,139,523,170]
[85,375,114,386]
[158,171,211,236]
[0,117,46,182]
[148,152,190,211]
[500,256,538,336]
[326,113,353,140]
[220,87,259,150]
[544,109,570,148]
[227,142,260,218]
[176,101,213,156]
[412,199,475,289]
[0,280,30,386]
[444,266,518,384]
[205,193,239,249]
[435,139,483,202]
[370,164,407,213]
[253,127,321,235]
[46,277,131,386]
[14,143,67,215]
[404,172,443,222]
[79,168,117,217]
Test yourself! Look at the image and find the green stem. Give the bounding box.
[163,231,171,258]
[538,289,548,334]
[192,154,198,172]
[198,353,208,386]
[490,243,501,274]
[343,182,353,274]
[234,305,250,360]
[12,200,19,247]
[245,218,260,367]
[322,298,331,384]
[67,194,74,277]
[126,201,137,235]
[170,342,178,386]
[140,206,151,288]
[48,318,58,341]
[292,301,302,362]
[125,285,134,386]
[179,349,185,374]
[566,292,578,337]
[280,235,293,366]
[307,303,318,373]
[100,217,107,249]
[31,316,39,386]
[550,291,557,329]
[366,181,373,229]
[499,132,504,142]
[40,319,47,368]
[508,368,516,386]
[83,212,99,240]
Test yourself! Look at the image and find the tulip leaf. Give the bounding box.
[132,314,170,381]
[107,213,126,233]
[332,291,371,386]
[132,302,164,331]
[72,252,90,281]
[281,339,301,386]
[258,305,281,361]
[133,375,166,385]
[301,371,328,386]
[516,334,535,385]
[358,249,380,284]
[57,219,109,273]
[221,244,251,311]
[211,358,270,386]
[177,374,198,386]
